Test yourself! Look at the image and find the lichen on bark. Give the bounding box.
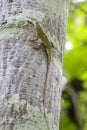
[0,94,57,130]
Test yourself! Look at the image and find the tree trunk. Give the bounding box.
[0,0,69,130]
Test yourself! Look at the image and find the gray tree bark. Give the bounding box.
[0,0,69,130]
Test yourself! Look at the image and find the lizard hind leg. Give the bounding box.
[32,41,44,50]
[30,37,38,42]
[32,43,42,49]
[50,41,54,47]
[30,36,42,49]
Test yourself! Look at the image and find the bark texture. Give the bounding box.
[0,0,69,130]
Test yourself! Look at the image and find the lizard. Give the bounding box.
[29,22,54,129]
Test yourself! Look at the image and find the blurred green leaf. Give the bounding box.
[61,2,87,130]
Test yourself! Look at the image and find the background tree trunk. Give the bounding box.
[0,0,69,130]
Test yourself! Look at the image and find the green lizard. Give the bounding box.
[30,22,54,129]
[30,22,53,102]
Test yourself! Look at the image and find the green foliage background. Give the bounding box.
[60,1,87,130]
